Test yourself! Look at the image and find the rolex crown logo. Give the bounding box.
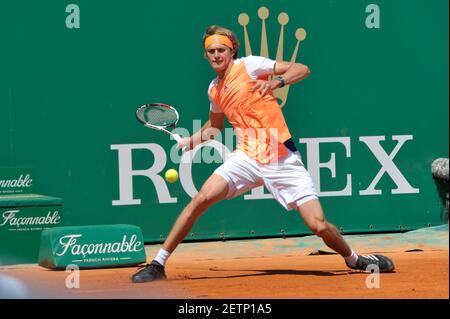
[238,7,307,108]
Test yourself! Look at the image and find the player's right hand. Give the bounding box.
[176,137,191,152]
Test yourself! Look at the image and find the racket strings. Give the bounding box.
[138,106,178,128]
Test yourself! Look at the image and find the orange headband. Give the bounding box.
[204,35,233,50]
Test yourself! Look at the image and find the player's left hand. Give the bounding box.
[247,80,277,96]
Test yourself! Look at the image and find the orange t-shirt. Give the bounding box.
[208,55,292,164]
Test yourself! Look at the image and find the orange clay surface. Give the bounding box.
[1,235,448,299]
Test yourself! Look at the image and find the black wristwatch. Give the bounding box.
[275,76,286,88]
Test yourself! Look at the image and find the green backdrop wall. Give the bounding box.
[1,0,448,243]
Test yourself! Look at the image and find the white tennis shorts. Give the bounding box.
[214,150,318,211]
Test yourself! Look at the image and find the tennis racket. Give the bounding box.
[135,103,188,151]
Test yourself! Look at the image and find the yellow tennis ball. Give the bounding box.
[165,168,179,183]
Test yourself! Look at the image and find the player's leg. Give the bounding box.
[296,199,395,273]
[131,173,229,283]
[162,173,229,253]
[263,151,349,254]
[132,152,261,283]
[296,198,352,257]
[265,150,395,272]
[161,151,261,253]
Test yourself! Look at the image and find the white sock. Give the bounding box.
[344,249,358,267]
[154,248,171,267]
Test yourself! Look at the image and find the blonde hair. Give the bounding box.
[202,25,240,59]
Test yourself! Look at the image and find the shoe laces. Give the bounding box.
[136,263,150,270]
[135,263,157,273]
[360,255,381,263]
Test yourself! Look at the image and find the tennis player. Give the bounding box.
[132,25,394,283]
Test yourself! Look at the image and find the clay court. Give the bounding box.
[1,226,448,299]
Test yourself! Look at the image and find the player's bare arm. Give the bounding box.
[248,61,311,96]
[179,111,225,150]
[274,61,310,84]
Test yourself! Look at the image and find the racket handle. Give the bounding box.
[172,133,188,152]
[172,133,182,143]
